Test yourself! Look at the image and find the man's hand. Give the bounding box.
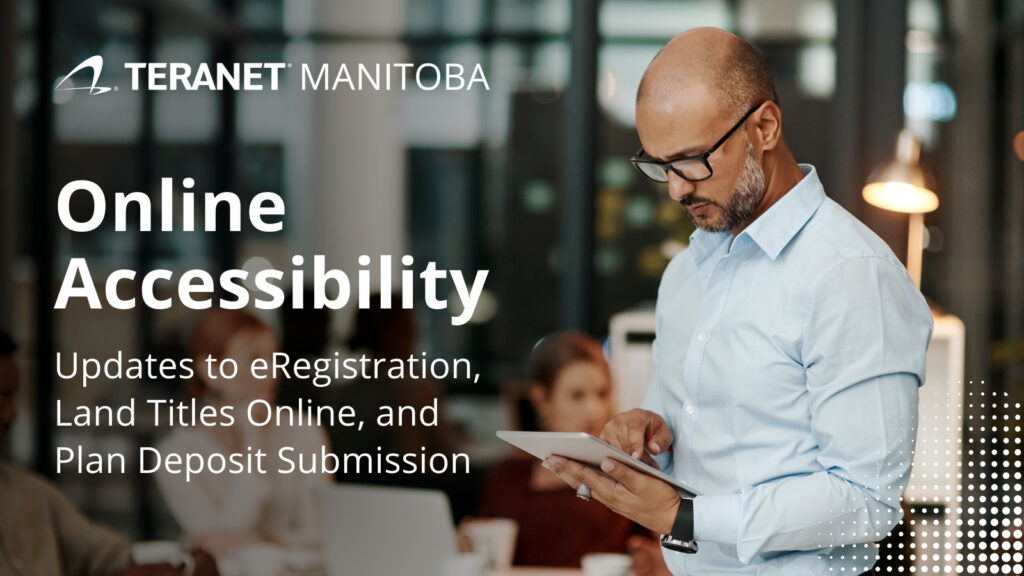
[600,409,673,467]
[542,455,680,535]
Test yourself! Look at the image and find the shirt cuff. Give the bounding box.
[693,491,740,546]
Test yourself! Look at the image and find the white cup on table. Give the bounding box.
[463,518,518,569]
[581,552,632,576]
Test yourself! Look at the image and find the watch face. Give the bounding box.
[660,534,699,554]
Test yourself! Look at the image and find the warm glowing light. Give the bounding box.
[862,181,939,214]
[862,130,939,288]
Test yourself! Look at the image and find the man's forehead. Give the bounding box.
[640,76,716,109]
[636,90,728,159]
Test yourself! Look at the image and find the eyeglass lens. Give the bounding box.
[636,158,711,183]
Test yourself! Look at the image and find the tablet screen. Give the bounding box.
[496,430,697,497]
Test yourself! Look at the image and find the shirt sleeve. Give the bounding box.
[693,255,933,563]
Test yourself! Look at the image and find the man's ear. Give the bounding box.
[754,101,783,152]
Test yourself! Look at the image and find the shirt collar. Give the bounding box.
[687,164,825,262]
[687,229,729,264]
[741,164,824,260]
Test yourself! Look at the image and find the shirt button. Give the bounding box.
[685,405,695,415]
[696,332,709,342]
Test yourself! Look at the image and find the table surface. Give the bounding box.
[217,545,585,576]
[497,565,581,569]
[219,557,583,576]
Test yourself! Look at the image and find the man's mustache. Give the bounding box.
[680,195,718,207]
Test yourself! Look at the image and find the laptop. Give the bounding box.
[318,483,457,576]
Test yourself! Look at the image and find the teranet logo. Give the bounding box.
[54,55,113,95]
[51,56,490,94]
[53,56,286,94]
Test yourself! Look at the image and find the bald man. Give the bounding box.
[545,28,933,575]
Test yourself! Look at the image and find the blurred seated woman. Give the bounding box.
[155,309,331,558]
[475,331,669,574]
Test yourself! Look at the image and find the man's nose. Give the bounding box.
[666,170,696,203]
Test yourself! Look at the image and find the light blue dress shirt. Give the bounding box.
[645,165,933,575]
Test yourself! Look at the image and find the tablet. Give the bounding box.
[496,430,697,498]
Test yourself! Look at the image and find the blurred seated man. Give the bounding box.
[0,331,216,576]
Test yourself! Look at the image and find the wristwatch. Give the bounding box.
[660,497,698,554]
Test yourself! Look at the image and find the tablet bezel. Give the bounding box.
[496,430,697,498]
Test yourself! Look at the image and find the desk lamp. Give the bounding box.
[862,129,938,287]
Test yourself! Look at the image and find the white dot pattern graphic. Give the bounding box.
[861,381,1023,574]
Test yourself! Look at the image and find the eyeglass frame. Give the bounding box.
[630,101,769,183]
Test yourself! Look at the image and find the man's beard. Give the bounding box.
[685,143,766,233]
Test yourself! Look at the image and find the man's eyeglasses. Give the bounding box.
[630,102,765,183]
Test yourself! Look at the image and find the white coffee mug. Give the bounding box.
[581,552,633,576]
[464,518,518,569]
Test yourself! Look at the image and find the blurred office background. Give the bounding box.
[1,0,1023,571]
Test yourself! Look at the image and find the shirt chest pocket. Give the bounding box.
[655,284,700,379]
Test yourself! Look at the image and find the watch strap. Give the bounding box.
[671,497,694,542]
[660,498,697,554]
